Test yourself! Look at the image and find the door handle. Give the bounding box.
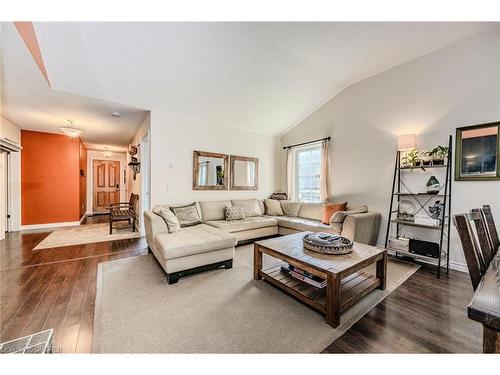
[116,184,120,189]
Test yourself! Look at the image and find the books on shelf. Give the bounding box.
[280,264,327,288]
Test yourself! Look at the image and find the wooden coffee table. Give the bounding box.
[254,232,387,328]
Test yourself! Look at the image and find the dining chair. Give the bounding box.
[453,212,487,290]
[481,205,499,254]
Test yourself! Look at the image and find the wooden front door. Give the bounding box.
[93,160,120,213]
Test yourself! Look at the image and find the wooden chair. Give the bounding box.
[482,205,499,255]
[108,193,139,234]
[453,212,489,290]
[470,208,495,268]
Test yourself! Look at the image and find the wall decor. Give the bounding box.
[426,176,440,194]
[455,122,500,181]
[193,151,229,190]
[230,155,259,190]
[128,144,141,180]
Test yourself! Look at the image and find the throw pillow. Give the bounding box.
[225,206,246,221]
[170,202,203,227]
[153,206,181,233]
[264,199,284,216]
[280,201,302,217]
[330,205,368,223]
[322,202,348,225]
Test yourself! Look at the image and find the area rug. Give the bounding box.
[92,244,419,353]
[33,223,140,250]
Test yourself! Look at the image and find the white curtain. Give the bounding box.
[286,148,296,200]
[320,140,331,201]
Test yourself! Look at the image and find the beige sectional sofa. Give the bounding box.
[144,198,381,284]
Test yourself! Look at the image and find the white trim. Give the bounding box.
[449,260,469,273]
[79,214,87,224]
[21,221,80,230]
[387,249,469,274]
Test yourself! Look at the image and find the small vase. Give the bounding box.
[426,176,440,194]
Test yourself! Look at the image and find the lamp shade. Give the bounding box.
[397,134,417,150]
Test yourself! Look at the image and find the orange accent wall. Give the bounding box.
[21,130,80,225]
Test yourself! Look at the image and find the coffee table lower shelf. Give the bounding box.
[260,264,381,315]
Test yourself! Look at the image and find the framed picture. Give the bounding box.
[455,122,500,181]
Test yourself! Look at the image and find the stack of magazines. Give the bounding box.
[280,264,327,288]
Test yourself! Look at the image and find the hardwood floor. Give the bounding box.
[323,265,482,353]
[0,215,147,353]
[0,218,482,353]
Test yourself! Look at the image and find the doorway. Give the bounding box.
[92,159,121,213]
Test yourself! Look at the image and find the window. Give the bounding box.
[295,145,321,201]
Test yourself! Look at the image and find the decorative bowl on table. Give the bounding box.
[302,232,353,255]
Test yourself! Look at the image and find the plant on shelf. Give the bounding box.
[421,152,432,166]
[430,145,449,165]
[401,149,426,171]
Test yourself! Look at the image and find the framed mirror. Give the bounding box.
[193,151,229,190]
[455,122,500,181]
[230,155,259,190]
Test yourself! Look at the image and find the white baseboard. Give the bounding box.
[449,260,469,273]
[21,221,81,230]
[387,249,468,274]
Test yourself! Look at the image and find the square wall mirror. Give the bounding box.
[455,122,500,181]
[230,155,259,190]
[193,151,229,190]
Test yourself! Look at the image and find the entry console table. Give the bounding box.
[468,250,500,353]
[254,232,387,328]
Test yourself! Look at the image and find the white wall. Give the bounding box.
[0,116,22,236]
[86,150,127,214]
[127,112,151,234]
[280,27,500,270]
[150,110,279,206]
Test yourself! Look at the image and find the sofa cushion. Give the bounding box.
[206,216,278,233]
[154,224,237,260]
[225,206,246,221]
[199,200,232,221]
[231,199,262,217]
[280,201,302,217]
[264,199,284,216]
[322,202,348,224]
[276,216,339,234]
[297,202,324,221]
[152,206,181,233]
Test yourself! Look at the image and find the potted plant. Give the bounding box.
[421,152,432,167]
[430,145,449,166]
[401,149,426,171]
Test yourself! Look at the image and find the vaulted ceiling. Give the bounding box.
[1,22,147,151]
[2,22,495,140]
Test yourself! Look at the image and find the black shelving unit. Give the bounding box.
[384,135,453,278]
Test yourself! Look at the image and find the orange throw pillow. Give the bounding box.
[322,202,347,225]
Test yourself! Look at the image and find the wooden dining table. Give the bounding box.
[468,249,500,353]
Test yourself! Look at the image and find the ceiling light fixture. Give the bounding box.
[60,120,82,138]
[111,112,121,118]
[103,147,112,158]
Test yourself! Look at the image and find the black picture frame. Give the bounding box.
[455,121,500,181]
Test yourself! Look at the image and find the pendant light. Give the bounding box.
[60,120,82,138]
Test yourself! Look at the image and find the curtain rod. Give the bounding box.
[282,136,331,150]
